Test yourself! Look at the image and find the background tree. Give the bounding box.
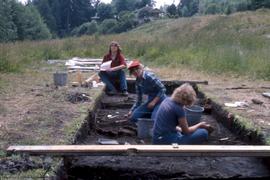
[0,0,51,42]
[115,11,137,33]
[251,0,270,9]
[32,0,57,36]
[19,5,51,40]
[0,0,17,42]
[166,4,177,17]
[71,21,98,36]
[59,0,95,35]
[97,3,114,22]
[135,0,155,9]
[99,19,118,34]
[177,0,199,17]
[111,0,137,13]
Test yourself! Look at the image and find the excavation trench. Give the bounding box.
[57,80,270,179]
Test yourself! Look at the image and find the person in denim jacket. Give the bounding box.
[98,41,128,96]
[127,60,166,123]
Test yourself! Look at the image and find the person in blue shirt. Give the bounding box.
[153,83,214,145]
[127,60,166,123]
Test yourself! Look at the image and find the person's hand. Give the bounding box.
[199,122,214,134]
[125,111,132,118]
[176,126,182,132]
[147,101,156,109]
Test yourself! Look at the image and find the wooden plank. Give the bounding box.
[162,80,208,85]
[84,73,99,83]
[126,79,209,85]
[72,61,102,65]
[68,70,97,73]
[6,145,270,157]
[67,66,99,70]
[65,60,101,66]
[71,58,103,62]
[226,87,270,90]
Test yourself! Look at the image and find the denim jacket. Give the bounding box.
[131,71,166,111]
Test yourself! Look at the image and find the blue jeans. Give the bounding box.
[130,96,164,123]
[98,70,127,92]
[152,129,208,145]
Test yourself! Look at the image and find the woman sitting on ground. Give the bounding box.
[152,83,213,145]
[98,41,128,96]
[127,60,166,123]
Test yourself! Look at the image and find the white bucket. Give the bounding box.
[137,118,154,139]
[185,105,204,126]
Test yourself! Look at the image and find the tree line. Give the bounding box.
[0,0,51,42]
[0,0,269,43]
[167,0,270,17]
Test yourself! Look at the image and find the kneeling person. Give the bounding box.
[127,60,166,123]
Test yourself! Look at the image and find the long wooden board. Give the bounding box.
[67,66,99,70]
[6,145,270,157]
[71,58,103,62]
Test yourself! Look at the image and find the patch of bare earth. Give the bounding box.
[1,64,269,152]
[0,63,99,153]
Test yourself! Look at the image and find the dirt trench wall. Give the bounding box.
[197,90,266,145]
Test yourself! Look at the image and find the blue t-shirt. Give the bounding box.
[153,97,186,137]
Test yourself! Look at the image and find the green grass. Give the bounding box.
[1,9,270,79]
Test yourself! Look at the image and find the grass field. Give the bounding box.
[0,9,270,80]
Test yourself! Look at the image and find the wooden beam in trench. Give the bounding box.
[6,145,270,157]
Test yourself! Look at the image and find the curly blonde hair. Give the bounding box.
[171,83,196,106]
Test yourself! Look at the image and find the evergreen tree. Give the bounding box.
[58,0,95,36]
[115,11,137,32]
[32,0,57,35]
[11,0,26,40]
[0,0,17,42]
[19,5,51,40]
[111,0,137,13]
[167,4,177,17]
[251,0,270,9]
[99,19,118,34]
[177,0,199,17]
[71,0,94,27]
[71,21,98,36]
[136,0,155,9]
[49,0,61,36]
[97,3,114,22]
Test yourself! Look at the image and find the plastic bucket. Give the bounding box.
[185,105,204,126]
[137,118,154,139]
[53,72,67,86]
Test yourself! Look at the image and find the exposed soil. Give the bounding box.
[155,67,270,142]
[65,93,270,179]
[0,62,101,175]
[0,62,270,178]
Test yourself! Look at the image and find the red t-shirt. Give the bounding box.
[102,53,126,68]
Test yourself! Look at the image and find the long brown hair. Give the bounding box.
[108,41,121,55]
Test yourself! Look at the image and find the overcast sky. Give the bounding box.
[18,0,179,8]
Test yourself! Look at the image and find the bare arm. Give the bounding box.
[110,64,126,71]
[178,117,211,134]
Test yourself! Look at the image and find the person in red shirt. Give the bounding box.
[98,41,128,96]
